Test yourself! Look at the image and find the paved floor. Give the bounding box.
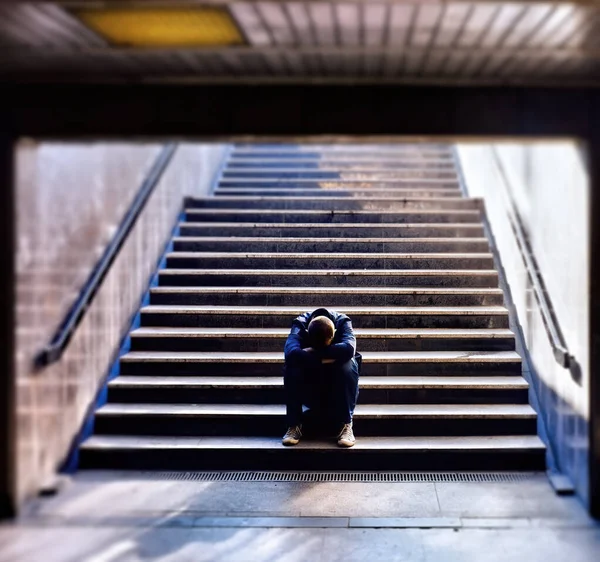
[1,471,599,561]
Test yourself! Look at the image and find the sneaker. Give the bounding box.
[337,423,355,447]
[282,425,302,446]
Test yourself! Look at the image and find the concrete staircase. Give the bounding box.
[80,143,546,471]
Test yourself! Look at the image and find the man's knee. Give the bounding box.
[333,359,358,380]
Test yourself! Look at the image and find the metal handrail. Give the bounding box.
[491,148,582,386]
[34,143,178,369]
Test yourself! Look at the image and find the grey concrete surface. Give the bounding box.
[1,472,599,562]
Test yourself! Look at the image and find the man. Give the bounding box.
[282,307,360,448]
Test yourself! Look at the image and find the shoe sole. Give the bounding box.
[337,440,356,448]
[282,439,300,446]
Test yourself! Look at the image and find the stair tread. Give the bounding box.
[218,179,458,184]
[215,188,462,193]
[141,305,508,315]
[196,196,468,202]
[150,286,502,295]
[224,164,456,168]
[159,269,497,276]
[228,155,454,160]
[121,350,521,363]
[220,175,457,178]
[180,222,483,228]
[173,237,488,243]
[232,146,451,150]
[226,165,455,168]
[81,434,545,451]
[109,375,528,389]
[97,402,536,418]
[166,252,493,259]
[187,209,478,215]
[131,327,514,338]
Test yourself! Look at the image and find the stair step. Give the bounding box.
[184,210,479,225]
[158,269,499,288]
[189,196,476,210]
[140,304,509,330]
[92,402,536,437]
[221,170,459,180]
[97,401,534,418]
[149,285,503,307]
[229,159,455,165]
[172,237,491,254]
[227,149,455,159]
[227,162,456,174]
[79,434,545,471]
[226,161,457,170]
[214,188,463,197]
[131,327,514,337]
[179,223,485,238]
[121,350,520,362]
[131,326,514,352]
[231,148,453,156]
[165,252,495,270]
[219,180,460,189]
[110,375,527,390]
[233,142,452,150]
[108,375,529,405]
[119,350,521,376]
[233,144,452,149]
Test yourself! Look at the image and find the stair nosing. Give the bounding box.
[120,350,521,363]
[186,209,479,215]
[172,236,489,243]
[150,286,503,294]
[140,305,509,315]
[130,327,514,339]
[109,375,529,390]
[180,222,485,228]
[218,179,459,184]
[193,196,470,202]
[80,434,546,452]
[95,402,536,419]
[215,187,462,192]
[158,268,498,276]
[166,251,494,259]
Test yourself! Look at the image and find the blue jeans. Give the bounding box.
[284,358,360,427]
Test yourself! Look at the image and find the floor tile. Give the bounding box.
[434,479,588,518]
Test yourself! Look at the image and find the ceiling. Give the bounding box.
[1,1,600,86]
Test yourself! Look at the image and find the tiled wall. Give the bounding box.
[457,142,590,505]
[14,142,227,510]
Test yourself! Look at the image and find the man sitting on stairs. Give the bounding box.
[282,307,360,448]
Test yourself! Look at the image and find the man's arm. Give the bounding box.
[321,320,356,363]
[284,325,313,367]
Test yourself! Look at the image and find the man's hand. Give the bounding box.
[303,346,336,364]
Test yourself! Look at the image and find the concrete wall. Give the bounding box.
[457,142,590,504]
[14,142,227,509]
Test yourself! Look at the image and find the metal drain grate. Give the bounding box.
[139,471,540,483]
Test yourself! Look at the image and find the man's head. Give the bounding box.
[308,316,335,349]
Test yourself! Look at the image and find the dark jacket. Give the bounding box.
[284,308,361,371]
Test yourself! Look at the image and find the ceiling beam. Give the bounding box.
[47,1,600,7]
[3,44,600,61]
